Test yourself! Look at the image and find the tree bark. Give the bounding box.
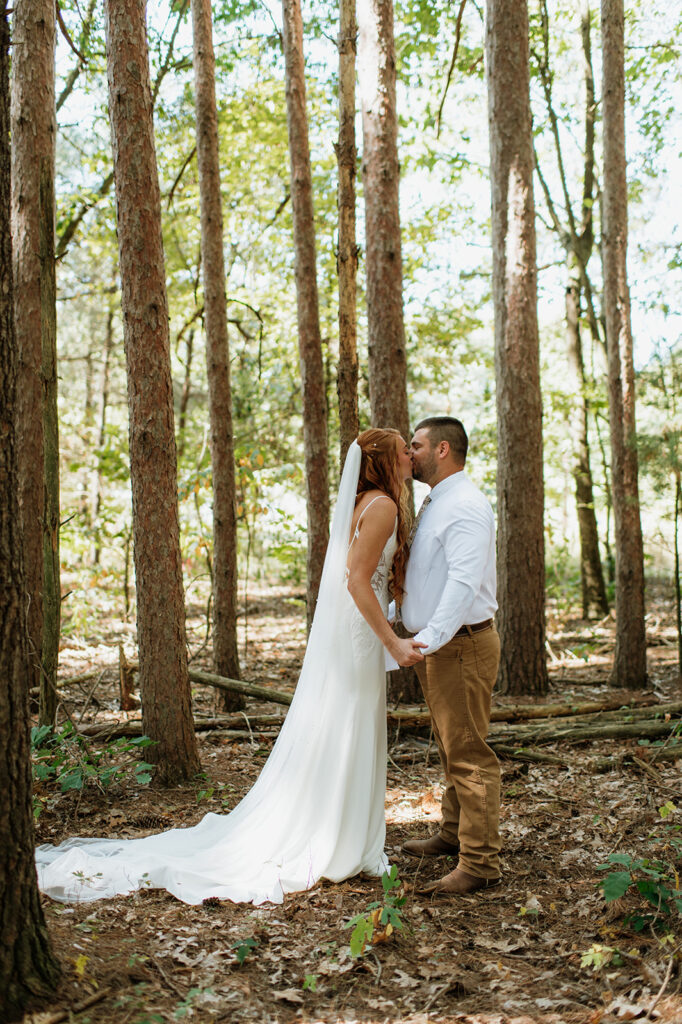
[532,2,609,619]
[336,0,359,465]
[0,8,61,1015]
[104,0,200,783]
[565,274,609,618]
[281,0,329,628]
[11,0,60,725]
[91,304,115,565]
[191,0,243,709]
[357,0,410,441]
[601,0,647,688]
[486,0,548,695]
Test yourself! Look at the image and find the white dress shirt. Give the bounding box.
[399,470,497,654]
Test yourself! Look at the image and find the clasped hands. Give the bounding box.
[390,636,427,667]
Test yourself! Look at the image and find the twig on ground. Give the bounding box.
[78,669,106,723]
[30,987,112,1024]
[150,956,186,999]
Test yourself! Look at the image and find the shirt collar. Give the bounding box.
[429,469,466,501]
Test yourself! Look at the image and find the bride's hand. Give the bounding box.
[391,637,427,667]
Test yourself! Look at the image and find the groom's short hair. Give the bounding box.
[415,416,468,465]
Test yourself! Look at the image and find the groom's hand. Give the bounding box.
[392,637,427,667]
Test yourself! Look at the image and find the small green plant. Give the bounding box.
[31,723,155,816]
[173,988,213,1019]
[344,866,406,957]
[232,937,259,965]
[598,850,682,931]
[302,973,318,992]
[580,943,624,972]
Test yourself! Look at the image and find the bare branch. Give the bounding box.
[166,146,197,209]
[435,0,468,138]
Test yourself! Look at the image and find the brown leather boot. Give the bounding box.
[420,866,501,895]
[402,834,460,858]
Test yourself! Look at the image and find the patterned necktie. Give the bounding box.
[407,494,431,548]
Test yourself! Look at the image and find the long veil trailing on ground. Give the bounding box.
[36,440,390,905]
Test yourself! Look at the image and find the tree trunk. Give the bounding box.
[600,0,647,688]
[0,8,61,1014]
[565,274,609,618]
[533,0,609,621]
[336,0,359,465]
[191,0,243,709]
[104,0,200,783]
[10,0,60,726]
[91,304,114,565]
[357,0,410,441]
[486,0,548,695]
[281,0,329,628]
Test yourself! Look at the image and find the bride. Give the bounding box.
[36,428,425,905]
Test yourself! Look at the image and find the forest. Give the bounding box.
[1,0,681,1021]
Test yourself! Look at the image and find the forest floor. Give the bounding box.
[26,582,682,1024]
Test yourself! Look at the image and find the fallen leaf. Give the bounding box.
[273,989,304,1004]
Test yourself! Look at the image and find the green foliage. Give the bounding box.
[580,943,624,972]
[597,803,682,931]
[344,866,406,958]
[302,973,318,992]
[232,937,259,966]
[31,723,155,816]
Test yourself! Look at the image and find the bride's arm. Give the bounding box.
[346,499,426,668]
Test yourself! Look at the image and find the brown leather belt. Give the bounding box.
[453,618,494,639]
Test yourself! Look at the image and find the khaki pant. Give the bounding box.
[415,625,501,879]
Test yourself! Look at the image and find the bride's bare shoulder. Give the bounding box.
[353,490,397,525]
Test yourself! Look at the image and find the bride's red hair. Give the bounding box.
[356,428,409,606]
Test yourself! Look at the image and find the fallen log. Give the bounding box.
[390,741,568,768]
[188,667,293,706]
[77,713,285,740]
[489,743,569,766]
[488,717,681,746]
[122,660,294,708]
[591,743,682,772]
[389,692,658,727]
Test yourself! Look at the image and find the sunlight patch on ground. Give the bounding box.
[385,784,443,825]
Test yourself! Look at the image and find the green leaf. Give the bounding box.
[349,917,373,958]
[601,871,633,902]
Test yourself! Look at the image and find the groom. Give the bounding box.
[399,416,501,894]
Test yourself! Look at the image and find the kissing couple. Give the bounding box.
[37,417,502,904]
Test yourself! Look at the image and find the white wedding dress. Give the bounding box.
[36,442,395,905]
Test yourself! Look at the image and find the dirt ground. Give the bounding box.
[24,584,682,1024]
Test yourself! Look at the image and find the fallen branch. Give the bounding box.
[389,692,658,727]
[489,743,569,766]
[124,661,293,708]
[590,743,682,772]
[188,667,293,706]
[77,712,285,740]
[34,987,112,1024]
[489,717,681,746]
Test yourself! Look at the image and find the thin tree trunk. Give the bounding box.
[91,305,115,565]
[357,0,410,441]
[565,274,609,617]
[11,0,60,726]
[533,0,608,620]
[191,0,243,708]
[281,0,329,628]
[671,471,675,679]
[0,8,61,1014]
[601,0,646,688]
[177,327,194,460]
[486,0,548,696]
[104,0,200,783]
[336,0,359,465]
